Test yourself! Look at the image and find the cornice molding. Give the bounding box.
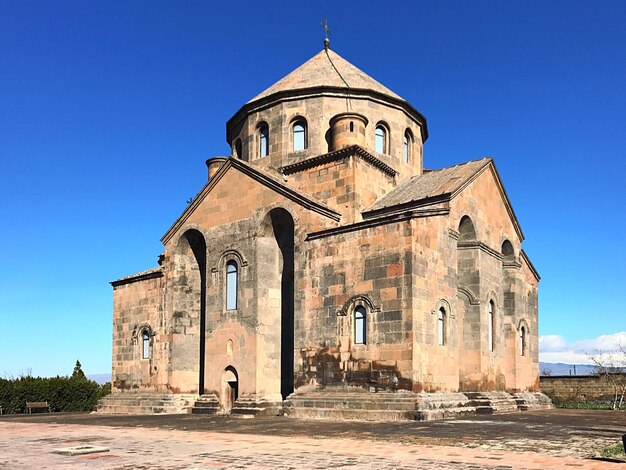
[307,208,449,241]
[520,249,541,281]
[457,240,503,260]
[227,86,429,143]
[161,158,341,245]
[280,145,397,178]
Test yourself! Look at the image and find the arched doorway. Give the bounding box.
[221,367,239,413]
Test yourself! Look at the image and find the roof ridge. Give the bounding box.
[247,48,403,104]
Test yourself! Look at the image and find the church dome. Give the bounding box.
[248,49,404,104]
[226,48,428,174]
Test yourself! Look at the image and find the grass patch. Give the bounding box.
[596,442,626,462]
[553,401,615,410]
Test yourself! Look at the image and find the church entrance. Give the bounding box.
[221,367,238,414]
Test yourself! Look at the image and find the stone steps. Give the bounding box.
[191,394,220,415]
[285,388,553,421]
[284,388,421,421]
[97,393,197,415]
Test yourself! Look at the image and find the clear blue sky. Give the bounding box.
[1,1,624,377]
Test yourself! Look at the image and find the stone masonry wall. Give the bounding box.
[540,375,625,402]
[230,94,422,181]
[450,166,539,392]
[112,273,166,392]
[297,219,414,391]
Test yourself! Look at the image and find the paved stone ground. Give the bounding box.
[1,410,625,469]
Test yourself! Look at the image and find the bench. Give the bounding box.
[26,401,51,414]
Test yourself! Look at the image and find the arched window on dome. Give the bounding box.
[226,260,238,310]
[375,124,388,154]
[403,129,413,163]
[293,119,307,152]
[258,122,269,158]
[354,306,366,345]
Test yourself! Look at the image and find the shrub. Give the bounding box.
[0,375,111,414]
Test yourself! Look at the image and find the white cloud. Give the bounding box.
[539,331,626,364]
[538,335,567,351]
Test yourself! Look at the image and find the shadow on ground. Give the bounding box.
[2,409,625,458]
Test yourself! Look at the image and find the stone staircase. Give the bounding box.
[190,394,220,415]
[231,395,282,417]
[284,387,553,421]
[97,392,197,414]
[513,391,554,411]
[284,388,422,421]
[191,394,283,416]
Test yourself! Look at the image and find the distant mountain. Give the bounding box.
[539,362,597,376]
[87,373,112,384]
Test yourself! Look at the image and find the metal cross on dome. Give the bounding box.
[321,18,331,49]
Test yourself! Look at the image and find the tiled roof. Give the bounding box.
[111,266,163,286]
[366,158,492,213]
[249,49,403,103]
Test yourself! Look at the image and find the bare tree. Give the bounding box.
[588,344,626,410]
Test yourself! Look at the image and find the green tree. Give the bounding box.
[72,360,86,379]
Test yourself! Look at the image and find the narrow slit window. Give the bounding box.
[354,306,366,344]
[437,308,446,346]
[226,261,238,310]
[403,130,412,163]
[488,300,495,352]
[520,326,526,356]
[142,329,150,359]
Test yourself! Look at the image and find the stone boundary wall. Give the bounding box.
[540,374,625,402]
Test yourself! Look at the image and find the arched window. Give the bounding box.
[142,329,150,359]
[226,260,238,310]
[293,119,307,152]
[488,300,495,352]
[520,326,526,356]
[354,306,366,344]
[403,129,412,163]
[502,240,515,263]
[437,307,446,346]
[459,216,477,241]
[375,125,387,154]
[258,123,269,158]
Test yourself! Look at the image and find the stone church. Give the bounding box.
[100,43,550,419]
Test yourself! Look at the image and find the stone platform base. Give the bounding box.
[191,394,282,416]
[97,392,197,414]
[283,387,553,421]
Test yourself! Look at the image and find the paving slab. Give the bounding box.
[1,409,624,469]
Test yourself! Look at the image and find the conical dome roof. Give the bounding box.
[248,49,404,103]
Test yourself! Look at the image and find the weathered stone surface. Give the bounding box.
[108,46,544,419]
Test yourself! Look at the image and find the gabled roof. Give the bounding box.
[280,145,396,178]
[364,158,524,241]
[111,266,163,287]
[160,157,340,245]
[367,158,491,212]
[249,49,403,103]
